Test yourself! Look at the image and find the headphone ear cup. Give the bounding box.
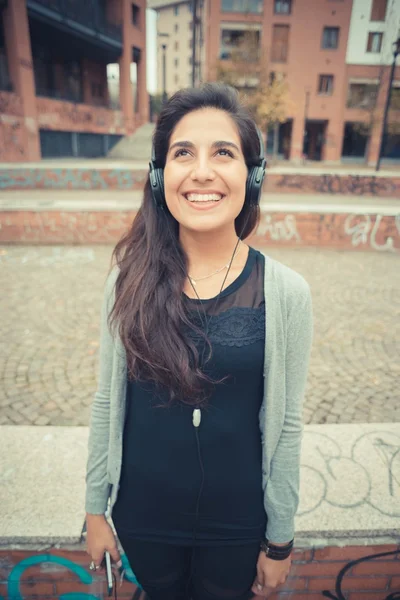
[246,166,261,207]
[149,162,165,209]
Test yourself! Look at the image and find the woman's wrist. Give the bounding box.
[260,537,294,561]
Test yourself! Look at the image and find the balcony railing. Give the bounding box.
[27,0,122,43]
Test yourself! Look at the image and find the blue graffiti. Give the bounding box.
[1,552,141,600]
[0,168,148,191]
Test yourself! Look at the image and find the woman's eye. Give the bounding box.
[175,149,190,157]
[217,148,234,157]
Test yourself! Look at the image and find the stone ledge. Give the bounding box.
[0,423,399,548]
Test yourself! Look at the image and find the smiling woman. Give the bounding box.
[85,83,313,600]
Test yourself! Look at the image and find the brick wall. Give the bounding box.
[0,92,26,162]
[0,544,398,599]
[36,98,126,135]
[0,210,399,252]
[0,168,399,196]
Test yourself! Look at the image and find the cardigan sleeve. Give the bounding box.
[85,268,118,514]
[265,277,313,543]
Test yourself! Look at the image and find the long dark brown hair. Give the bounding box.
[110,83,261,406]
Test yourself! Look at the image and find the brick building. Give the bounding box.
[0,0,149,162]
[150,0,400,165]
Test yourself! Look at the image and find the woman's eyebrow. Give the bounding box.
[169,140,240,152]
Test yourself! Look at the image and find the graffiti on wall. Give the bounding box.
[0,92,24,118]
[0,121,25,160]
[0,169,146,190]
[255,212,400,252]
[1,546,399,599]
[0,552,142,600]
[257,214,301,242]
[274,174,399,197]
[36,98,126,134]
[322,550,400,600]
[344,214,400,252]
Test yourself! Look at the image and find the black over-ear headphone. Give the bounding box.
[149,126,266,210]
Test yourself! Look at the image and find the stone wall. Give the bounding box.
[1,209,399,252]
[0,545,399,599]
[1,168,400,197]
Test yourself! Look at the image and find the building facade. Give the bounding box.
[0,0,149,162]
[150,0,400,165]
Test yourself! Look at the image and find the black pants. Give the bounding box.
[117,533,260,600]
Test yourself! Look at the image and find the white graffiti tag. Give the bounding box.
[258,214,301,242]
[344,214,400,253]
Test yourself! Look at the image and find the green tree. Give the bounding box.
[215,30,292,161]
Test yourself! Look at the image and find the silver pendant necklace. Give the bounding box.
[187,238,241,287]
[188,236,243,428]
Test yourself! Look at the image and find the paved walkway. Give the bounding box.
[1,189,399,214]
[0,245,399,426]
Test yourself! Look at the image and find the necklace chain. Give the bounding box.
[188,239,242,286]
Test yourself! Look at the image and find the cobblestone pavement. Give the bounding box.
[0,245,399,426]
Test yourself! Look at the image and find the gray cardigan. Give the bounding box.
[85,252,313,543]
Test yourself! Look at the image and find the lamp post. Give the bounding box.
[158,32,169,104]
[375,36,400,171]
[161,44,167,104]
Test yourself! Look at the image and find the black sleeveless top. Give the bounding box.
[112,247,267,546]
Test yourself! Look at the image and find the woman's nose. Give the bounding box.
[190,158,216,182]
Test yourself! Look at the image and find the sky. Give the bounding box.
[146,8,158,94]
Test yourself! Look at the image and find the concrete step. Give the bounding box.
[107,123,155,160]
[0,190,399,214]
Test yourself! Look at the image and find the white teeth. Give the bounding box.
[185,193,223,202]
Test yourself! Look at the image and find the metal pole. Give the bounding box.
[191,0,198,87]
[162,44,167,104]
[376,37,400,171]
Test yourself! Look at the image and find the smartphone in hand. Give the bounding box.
[105,551,113,597]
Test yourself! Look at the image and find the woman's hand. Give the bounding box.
[85,514,121,570]
[251,551,291,598]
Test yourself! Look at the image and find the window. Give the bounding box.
[174,5,179,16]
[367,32,383,52]
[174,23,179,33]
[274,0,291,14]
[174,41,179,50]
[174,74,179,84]
[132,4,140,26]
[189,38,192,49]
[271,24,290,63]
[174,58,179,67]
[220,28,260,61]
[347,83,378,109]
[91,83,104,98]
[322,27,339,49]
[188,57,192,65]
[370,0,387,21]
[318,74,334,95]
[221,0,263,14]
[0,23,12,91]
[391,87,400,110]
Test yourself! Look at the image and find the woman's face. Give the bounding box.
[163,108,248,235]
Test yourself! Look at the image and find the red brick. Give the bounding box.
[308,577,341,591]
[278,576,307,591]
[391,576,400,587]
[55,580,104,595]
[351,561,400,576]
[341,576,390,591]
[314,545,399,561]
[291,548,313,562]
[348,593,391,600]
[290,561,348,577]
[19,581,55,596]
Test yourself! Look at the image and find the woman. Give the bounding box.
[85,83,313,600]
